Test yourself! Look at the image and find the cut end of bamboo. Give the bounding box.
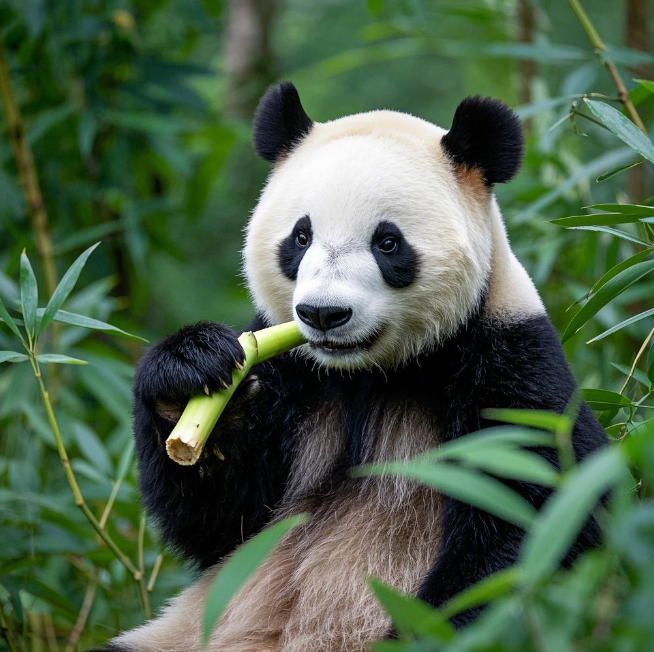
[166,428,204,466]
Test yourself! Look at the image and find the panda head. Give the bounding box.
[244,82,524,370]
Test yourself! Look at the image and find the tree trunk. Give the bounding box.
[625,0,650,200]
[223,0,280,120]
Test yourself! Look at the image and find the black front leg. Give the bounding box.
[417,499,525,627]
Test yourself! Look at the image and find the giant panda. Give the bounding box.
[97,82,607,652]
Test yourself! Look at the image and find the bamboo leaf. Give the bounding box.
[584,99,654,163]
[440,568,520,620]
[39,242,100,335]
[202,514,310,645]
[357,461,536,528]
[20,251,38,337]
[43,309,148,342]
[482,408,570,433]
[0,351,29,363]
[551,213,644,227]
[580,388,633,410]
[588,249,652,296]
[562,260,654,343]
[634,78,654,95]
[596,160,644,182]
[520,447,625,587]
[587,307,654,343]
[567,226,651,247]
[0,297,25,342]
[456,447,559,487]
[368,578,453,639]
[588,203,654,216]
[36,353,88,365]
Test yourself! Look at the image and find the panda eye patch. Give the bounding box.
[371,221,419,288]
[278,215,312,281]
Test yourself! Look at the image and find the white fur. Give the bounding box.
[244,110,542,371]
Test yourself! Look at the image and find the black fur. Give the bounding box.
[441,96,524,185]
[277,215,312,281]
[370,221,419,288]
[253,81,313,163]
[132,307,607,614]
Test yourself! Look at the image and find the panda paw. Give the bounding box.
[134,321,245,416]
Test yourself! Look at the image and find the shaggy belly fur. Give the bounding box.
[118,403,441,652]
[118,480,441,652]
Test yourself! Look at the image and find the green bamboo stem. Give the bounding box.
[567,0,647,133]
[30,357,152,618]
[166,322,306,466]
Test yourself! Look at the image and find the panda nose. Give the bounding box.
[296,304,353,331]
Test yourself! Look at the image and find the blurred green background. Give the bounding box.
[1,0,653,650]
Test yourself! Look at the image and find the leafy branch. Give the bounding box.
[0,244,153,620]
[567,0,647,133]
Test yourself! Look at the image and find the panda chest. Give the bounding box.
[211,401,442,651]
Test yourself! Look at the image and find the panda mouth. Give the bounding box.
[309,328,383,355]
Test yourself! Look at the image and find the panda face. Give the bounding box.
[244,112,495,370]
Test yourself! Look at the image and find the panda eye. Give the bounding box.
[295,230,310,248]
[378,236,398,254]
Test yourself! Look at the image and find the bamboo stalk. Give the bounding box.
[567,0,647,134]
[64,582,97,652]
[166,322,305,465]
[0,39,57,297]
[30,356,151,617]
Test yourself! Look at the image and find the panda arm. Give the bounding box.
[132,317,302,569]
[417,314,606,625]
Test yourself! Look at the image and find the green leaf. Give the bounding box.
[588,249,652,297]
[73,422,113,477]
[368,578,453,639]
[20,251,38,337]
[520,447,625,587]
[202,514,310,644]
[48,309,148,342]
[0,296,24,342]
[38,242,100,335]
[580,388,633,411]
[357,461,536,528]
[567,225,651,247]
[0,351,29,363]
[440,568,519,620]
[588,203,654,216]
[455,447,559,487]
[36,354,88,365]
[551,213,645,227]
[610,362,651,388]
[587,307,654,343]
[596,160,644,182]
[634,78,654,95]
[562,260,654,343]
[584,99,654,163]
[482,408,570,433]
[648,344,654,385]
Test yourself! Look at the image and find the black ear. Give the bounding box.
[252,81,314,163]
[441,96,524,185]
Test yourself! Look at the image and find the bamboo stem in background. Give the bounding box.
[64,583,97,652]
[567,0,647,134]
[0,39,57,297]
[30,356,152,619]
[0,599,20,652]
